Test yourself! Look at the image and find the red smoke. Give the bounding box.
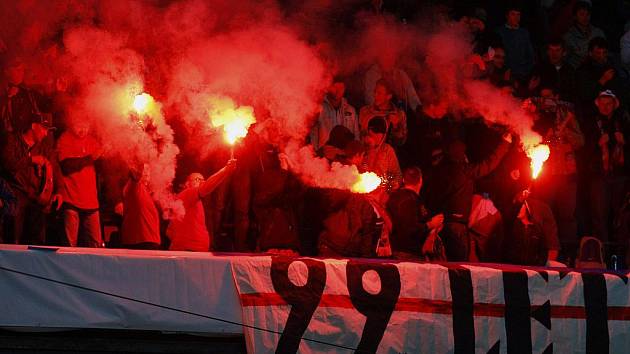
[0,1,545,201]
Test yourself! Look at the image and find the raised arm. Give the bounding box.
[198,159,237,198]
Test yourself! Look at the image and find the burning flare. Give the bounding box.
[351,172,382,194]
[207,95,256,145]
[133,93,154,115]
[526,144,550,179]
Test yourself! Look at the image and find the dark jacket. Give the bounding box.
[253,149,303,252]
[318,190,379,258]
[0,86,45,133]
[531,61,577,103]
[425,140,510,222]
[580,110,630,177]
[577,59,626,108]
[504,198,560,266]
[0,178,17,218]
[386,188,430,255]
[532,105,584,176]
[496,25,535,79]
[0,132,59,201]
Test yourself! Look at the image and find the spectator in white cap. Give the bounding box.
[581,90,630,243]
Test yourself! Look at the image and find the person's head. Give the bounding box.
[595,90,619,116]
[588,37,609,65]
[343,140,365,167]
[505,7,521,28]
[373,79,393,107]
[364,117,387,148]
[326,125,354,149]
[492,46,506,68]
[69,119,90,139]
[327,80,346,107]
[4,57,25,86]
[464,8,487,33]
[574,1,592,27]
[539,86,559,99]
[24,113,55,142]
[402,166,423,194]
[185,172,205,189]
[546,39,565,65]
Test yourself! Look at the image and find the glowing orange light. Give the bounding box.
[351,172,382,194]
[133,93,153,115]
[526,144,550,179]
[208,96,256,145]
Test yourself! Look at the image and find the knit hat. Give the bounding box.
[595,90,619,109]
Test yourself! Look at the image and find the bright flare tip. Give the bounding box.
[133,93,152,115]
[351,172,382,194]
[527,144,550,179]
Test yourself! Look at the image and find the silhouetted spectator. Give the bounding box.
[57,118,104,247]
[581,90,630,242]
[360,80,408,148]
[563,1,606,69]
[310,80,358,151]
[364,57,421,113]
[576,37,626,112]
[530,39,578,102]
[387,166,443,260]
[0,113,61,245]
[496,4,535,80]
[424,133,511,261]
[526,87,583,260]
[167,160,236,252]
[362,117,402,192]
[119,164,161,250]
[504,191,560,266]
[1,57,47,134]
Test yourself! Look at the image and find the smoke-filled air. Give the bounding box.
[0,0,547,214]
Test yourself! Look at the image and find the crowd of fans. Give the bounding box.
[2,1,630,269]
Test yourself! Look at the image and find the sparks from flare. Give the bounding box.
[351,172,382,194]
[526,144,550,179]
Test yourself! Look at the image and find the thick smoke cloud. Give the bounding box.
[0,0,544,206]
[61,26,182,217]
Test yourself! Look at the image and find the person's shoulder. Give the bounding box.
[529,197,552,214]
[592,25,606,37]
[381,142,396,153]
[177,187,199,203]
[564,25,579,36]
[56,131,72,143]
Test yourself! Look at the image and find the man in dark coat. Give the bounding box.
[504,191,560,266]
[424,133,512,261]
[387,166,443,260]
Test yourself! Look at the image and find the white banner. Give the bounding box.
[231,256,630,354]
[0,245,242,334]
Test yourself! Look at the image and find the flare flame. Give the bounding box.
[526,144,550,179]
[207,95,256,145]
[351,172,382,194]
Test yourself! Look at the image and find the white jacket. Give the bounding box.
[310,97,358,150]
